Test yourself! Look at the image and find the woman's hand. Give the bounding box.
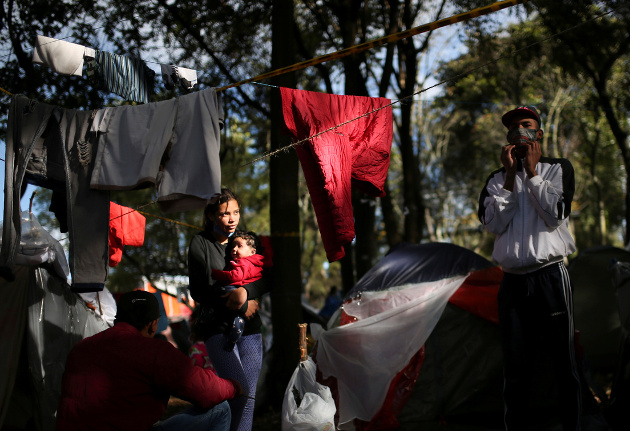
[243,300,259,320]
[223,287,248,310]
[227,378,244,397]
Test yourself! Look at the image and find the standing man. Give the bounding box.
[478,106,581,430]
[56,290,242,431]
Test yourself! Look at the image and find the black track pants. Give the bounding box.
[498,262,582,431]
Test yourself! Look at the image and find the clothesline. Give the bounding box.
[1,5,613,172]
[103,4,615,232]
[15,0,528,93]
[136,210,201,231]
[215,0,530,92]
[51,202,202,246]
[243,6,614,166]
[0,1,533,123]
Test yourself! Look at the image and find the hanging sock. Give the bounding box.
[174,66,198,89]
[160,64,177,90]
[84,47,96,81]
[160,64,198,90]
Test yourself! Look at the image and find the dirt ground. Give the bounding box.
[167,397,615,430]
[252,407,282,430]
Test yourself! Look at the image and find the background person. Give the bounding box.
[478,106,581,430]
[56,290,242,431]
[318,285,342,321]
[188,188,270,431]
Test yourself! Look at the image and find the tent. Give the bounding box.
[0,212,110,431]
[568,246,630,371]
[608,257,630,429]
[568,246,630,430]
[305,242,613,430]
[309,242,505,430]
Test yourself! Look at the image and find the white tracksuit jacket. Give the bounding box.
[478,156,577,274]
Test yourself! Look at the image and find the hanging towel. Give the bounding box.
[32,35,88,76]
[92,50,155,103]
[109,202,146,267]
[281,87,393,262]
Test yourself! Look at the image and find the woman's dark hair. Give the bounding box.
[203,188,240,230]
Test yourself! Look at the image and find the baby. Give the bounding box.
[211,231,264,351]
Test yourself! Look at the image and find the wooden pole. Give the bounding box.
[298,323,308,362]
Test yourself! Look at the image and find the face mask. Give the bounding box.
[506,128,538,145]
[213,224,235,238]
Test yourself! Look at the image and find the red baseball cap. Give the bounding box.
[501,105,541,128]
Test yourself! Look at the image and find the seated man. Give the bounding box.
[56,290,242,431]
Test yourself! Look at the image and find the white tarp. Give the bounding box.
[311,274,468,430]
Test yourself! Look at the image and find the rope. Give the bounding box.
[54,202,201,244]
[136,210,202,230]
[215,0,529,92]
[107,200,158,222]
[8,1,526,94]
[107,202,203,230]
[242,6,614,167]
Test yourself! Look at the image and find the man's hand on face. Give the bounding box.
[522,139,541,178]
[501,144,518,174]
[502,138,541,178]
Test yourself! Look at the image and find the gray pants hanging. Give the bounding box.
[1,95,110,291]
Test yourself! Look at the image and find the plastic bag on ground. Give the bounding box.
[282,357,336,431]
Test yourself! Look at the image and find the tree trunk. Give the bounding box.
[399,96,423,242]
[336,0,376,283]
[397,34,424,243]
[593,78,630,244]
[353,190,378,279]
[339,246,355,295]
[378,1,402,250]
[269,0,301,408]
[381,178,402,247]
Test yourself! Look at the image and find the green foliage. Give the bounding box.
[0,0,109,119]
[433,10,629,254]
